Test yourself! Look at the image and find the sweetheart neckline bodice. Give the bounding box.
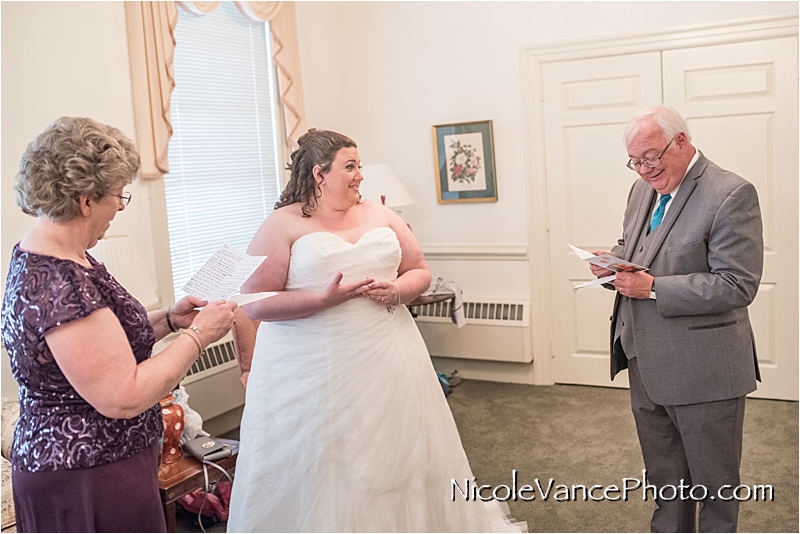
[286,226,400,291]
[292,226,393,248]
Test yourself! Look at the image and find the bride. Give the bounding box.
[227,129,523,532]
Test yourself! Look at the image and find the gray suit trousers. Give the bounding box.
[628,357,746,533]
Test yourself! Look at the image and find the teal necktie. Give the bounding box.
[648,194,672,235]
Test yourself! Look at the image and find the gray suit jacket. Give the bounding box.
[609,151,763,405]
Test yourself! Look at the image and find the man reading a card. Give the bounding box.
[589,106,763,533]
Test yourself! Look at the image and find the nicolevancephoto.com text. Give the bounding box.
[452,470,774,504]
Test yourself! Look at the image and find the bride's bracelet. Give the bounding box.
[385,282,401,314]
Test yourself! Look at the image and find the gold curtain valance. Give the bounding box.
[125,1,306,179]
[125,2,178,179]
[177,2,222,15]
[177,1,282,21]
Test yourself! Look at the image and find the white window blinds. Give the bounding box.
[165,3,280,301]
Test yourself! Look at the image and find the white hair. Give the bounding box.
[623,106,692,146]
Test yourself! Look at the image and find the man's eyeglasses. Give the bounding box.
[113,192,132,206]
[626,136,675,171]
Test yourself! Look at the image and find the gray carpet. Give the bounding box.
[179,380,798,532]
[447,380,798,533]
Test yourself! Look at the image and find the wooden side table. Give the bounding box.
[158,438,239,532]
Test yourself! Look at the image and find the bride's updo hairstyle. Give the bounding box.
[276,128,357,217]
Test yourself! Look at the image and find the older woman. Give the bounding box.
[227,129,523,532]
[1,117,237,532]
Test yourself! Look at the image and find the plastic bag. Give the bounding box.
[172,385,208,446]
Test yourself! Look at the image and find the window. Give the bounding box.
[165,3,281,300]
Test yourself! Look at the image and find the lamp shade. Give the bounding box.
[359,164,415,208]
[88,235,159,309]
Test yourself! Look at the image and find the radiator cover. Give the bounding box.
[411,299,532,363]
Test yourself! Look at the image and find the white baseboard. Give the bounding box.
[431,356,537,385]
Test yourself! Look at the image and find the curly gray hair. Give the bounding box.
[15,116,140,222]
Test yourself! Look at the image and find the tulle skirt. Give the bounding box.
[227,298,524,532]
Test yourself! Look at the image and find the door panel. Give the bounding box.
[663,37,798,400]
[542,52,662,387]
[542,37,798,400]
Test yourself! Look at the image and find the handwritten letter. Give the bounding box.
[182,245,267,302]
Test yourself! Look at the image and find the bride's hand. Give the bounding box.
[321,273,374,307]
[363,281,400,305]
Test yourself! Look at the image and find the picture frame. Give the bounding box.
[432,120,497,203]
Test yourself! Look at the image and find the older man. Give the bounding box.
[591,106,763,532]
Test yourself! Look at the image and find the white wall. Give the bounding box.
[294,0,798,299]
[293,1,796,381]
[1,2,155,396]
[1,2,158,285]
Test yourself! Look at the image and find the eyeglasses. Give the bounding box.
[113,192,132,206]
[626,136,675,171]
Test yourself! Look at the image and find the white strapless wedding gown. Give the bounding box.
[227,227,524,532]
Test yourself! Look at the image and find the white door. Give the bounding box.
[542,37,798,400]
[663,37,799,401]
[542,52,662,388]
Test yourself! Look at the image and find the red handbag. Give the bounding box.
[177,480,232,522]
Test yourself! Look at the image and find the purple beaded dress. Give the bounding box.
[1,244,166,532]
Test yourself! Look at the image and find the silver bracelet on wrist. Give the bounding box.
[387,282,401,314]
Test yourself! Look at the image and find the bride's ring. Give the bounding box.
[380,295,385,302]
